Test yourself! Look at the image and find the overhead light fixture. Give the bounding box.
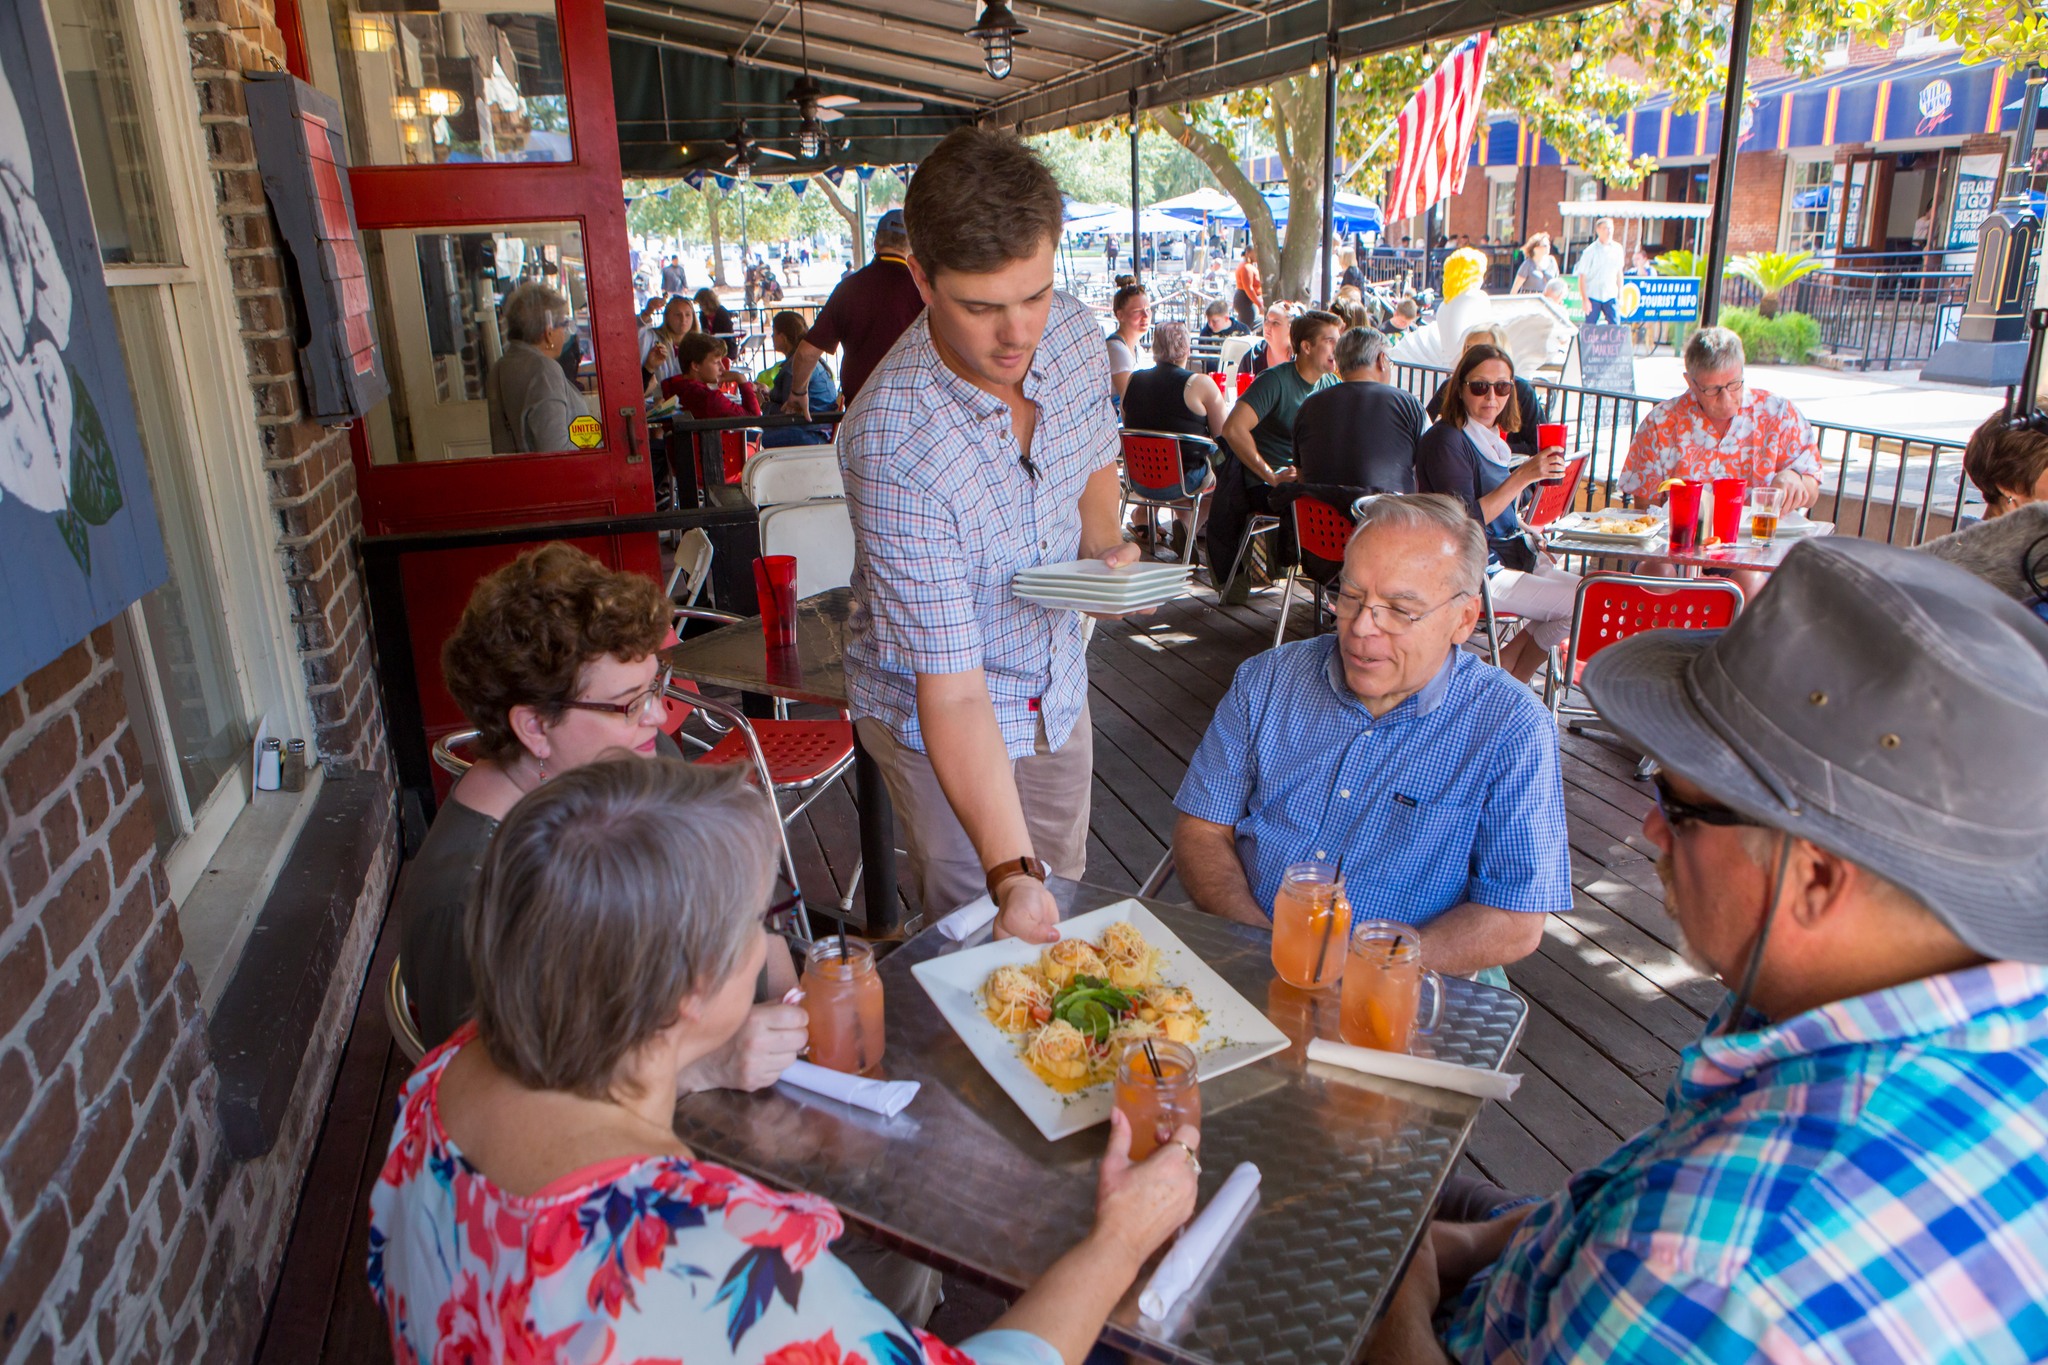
[349,15,395,53]
[391,95,419,121]
[967,0,1027,80]
[418,87,464,118]
[798,116,824,158]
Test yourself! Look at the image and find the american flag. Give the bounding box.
[1384,33,1492,227]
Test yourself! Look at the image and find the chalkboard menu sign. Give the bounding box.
[1578,324,1636,394]
[246,72,389,425]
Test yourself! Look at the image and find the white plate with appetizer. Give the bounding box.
[1549,507,1667,543]
[910,901,1291,1140]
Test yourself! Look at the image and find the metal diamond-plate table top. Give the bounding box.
[674,880,1527,1365]
[661,587,851,708]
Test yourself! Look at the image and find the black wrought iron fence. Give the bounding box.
[1719,268,1969,371]
[1390,361,1975,546]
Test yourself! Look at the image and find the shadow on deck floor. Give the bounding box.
[252,582,1709,1362]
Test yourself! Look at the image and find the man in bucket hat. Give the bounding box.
[1372,536,2048,1364]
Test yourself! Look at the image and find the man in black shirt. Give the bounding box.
[1292,327,1427,494]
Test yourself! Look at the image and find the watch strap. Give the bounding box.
[985,856,1049,900]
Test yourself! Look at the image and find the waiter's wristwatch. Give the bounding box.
[986,856,1050,900]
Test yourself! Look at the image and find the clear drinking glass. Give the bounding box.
[803,938,885,1075]
[1113,1039,1201,1160]
[1748,486,1785,546]
[1339,920,1443,1053]
[1271,861,1348,991]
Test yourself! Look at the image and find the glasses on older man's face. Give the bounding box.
[558,665,672,726]
[1333,586,1470,634]
[1464,379,1514,398]
[1691,377,1745,402]
[1652,774,1758,830]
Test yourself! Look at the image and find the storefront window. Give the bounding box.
[361,221,599,464]
[1487,176,1518,245]
[1782,160,1834,255]
[323,1,570,167]
[51,0,173,265]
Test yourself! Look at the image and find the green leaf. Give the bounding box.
[67,369,123,527]
[53,506,89,574]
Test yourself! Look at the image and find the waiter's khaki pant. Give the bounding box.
[854,700,1093,920]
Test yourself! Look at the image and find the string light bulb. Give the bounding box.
[418,87,464,118]
[966,0,1027,80]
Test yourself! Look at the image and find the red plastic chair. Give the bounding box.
[719,429,761,485]
[1119,430,1217,565]
[1273,496,1354,647]
[1555,572,1744,722]
[1526,456,1587,528]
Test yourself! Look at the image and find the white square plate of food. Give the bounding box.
[1551,507,1666,543]
[910,901,1290,1141]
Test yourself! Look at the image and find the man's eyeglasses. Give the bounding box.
[1691,378,1745,401]
[558,665,673,725]
[1653,774,1758,829]
[1464,379,1515,398]
[1333,588,1470,635]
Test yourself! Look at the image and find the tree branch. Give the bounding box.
[1153,105,1282,292]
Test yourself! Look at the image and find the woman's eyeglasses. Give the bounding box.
[558,665,673,725]
[1464,379,1515,398]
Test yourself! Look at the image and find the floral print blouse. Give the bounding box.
[369,1029,1053,1365]
[1618,386,1820,503]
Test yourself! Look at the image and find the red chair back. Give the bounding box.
[719,429,758,484]
[1566,575,1743,681]
[1292,496,1355,564]
[1526,456,1587,528]
[1120,432,1184,492]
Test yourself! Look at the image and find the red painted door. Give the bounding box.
[280,0,658,777]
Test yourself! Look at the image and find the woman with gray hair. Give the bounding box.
[371,758,1201,1365]
[1121,321,1228,547]
[485,281,590,453]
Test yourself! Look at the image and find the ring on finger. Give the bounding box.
[1169,1139,1201,1175]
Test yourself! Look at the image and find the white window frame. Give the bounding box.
[1899,24,1960,56]
[47,0,314,904]
[1821,33,1852,67]
[1779,156,1837,257]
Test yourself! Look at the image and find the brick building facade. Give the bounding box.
[0,0,397,1358]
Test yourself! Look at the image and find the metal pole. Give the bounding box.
[855,176,867,268]
[1321,25,1338,304]
[1130,88,1143,286]
[1699,0,1756,323]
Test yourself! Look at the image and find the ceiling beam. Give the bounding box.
[608,20,983,107]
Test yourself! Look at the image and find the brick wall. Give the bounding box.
[1724,150,1788,253]
[0,0,399,1359]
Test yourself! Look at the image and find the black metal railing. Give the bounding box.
[1390,361,1975,546]
[1720,268,1970,371]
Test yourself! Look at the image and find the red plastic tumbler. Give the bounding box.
[1665,481,1703,554]
[753,555,798,649]
[1537,423,1569,485]
[1711,478,1748,546]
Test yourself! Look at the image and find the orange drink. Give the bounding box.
[1114,1039,1201,1160]
[1338,921,1443,1053]
[1747,487,1784,548]
[803,938,886,1075]
[1270,862,1348,991]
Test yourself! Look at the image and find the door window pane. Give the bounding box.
[108,289,250,832]
[329,2,569,166]
[361,222,599,464]
[51,0,174,264]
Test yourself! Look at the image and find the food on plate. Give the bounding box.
[1040,939,1108,992]
[982,923,1208,1093]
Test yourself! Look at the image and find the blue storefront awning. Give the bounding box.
[1474,54,2017,167]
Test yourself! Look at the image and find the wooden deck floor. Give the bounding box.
[253,582,1708,1361]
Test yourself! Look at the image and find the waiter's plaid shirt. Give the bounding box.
[838,291,1119,756]
[1444,961,2048,1364]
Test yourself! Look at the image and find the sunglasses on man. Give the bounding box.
[1463,379,1515,398]
[1653,774,1759,829]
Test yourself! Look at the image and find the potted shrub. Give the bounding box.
[1725,250,1823,319]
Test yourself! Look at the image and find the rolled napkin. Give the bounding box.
[777,1059,920,1117]
[934,894,999,941]
[1138,1161,1261,1321]
[1305,1038,1521,1102]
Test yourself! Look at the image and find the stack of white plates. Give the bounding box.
[1012,559,1191,614]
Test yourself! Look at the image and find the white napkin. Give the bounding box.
[934,894,999,941]
[776,1059,920,1117]
[1139,1161,1261,1321]
[1305,1038,1521,1102]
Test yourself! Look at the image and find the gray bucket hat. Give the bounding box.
[1581,535,2048,963]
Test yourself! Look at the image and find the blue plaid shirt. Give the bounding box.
[1444,962,2048,1364]
[838,292,1119,756]
[1173,638,1569,923]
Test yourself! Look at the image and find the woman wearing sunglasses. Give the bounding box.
[396,543,805,1091]
[1416,343,1580,683]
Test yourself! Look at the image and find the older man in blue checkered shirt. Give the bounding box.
[839,128,1142,943]
[1174,494,1568,978]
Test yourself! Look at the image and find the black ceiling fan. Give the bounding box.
[722,118,797,175]
[724,1,922,156]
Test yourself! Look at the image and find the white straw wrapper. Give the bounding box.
[1138,1161,1261,1321]
[1305,1038,1521,1102]
[776,1060,920,1117]
[933,894,999,941]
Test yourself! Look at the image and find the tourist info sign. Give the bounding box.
[1618,274,1701,324]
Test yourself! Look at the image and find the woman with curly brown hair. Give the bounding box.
[395,543,804,1078]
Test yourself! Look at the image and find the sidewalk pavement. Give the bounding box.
[1631,356,2002,445]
